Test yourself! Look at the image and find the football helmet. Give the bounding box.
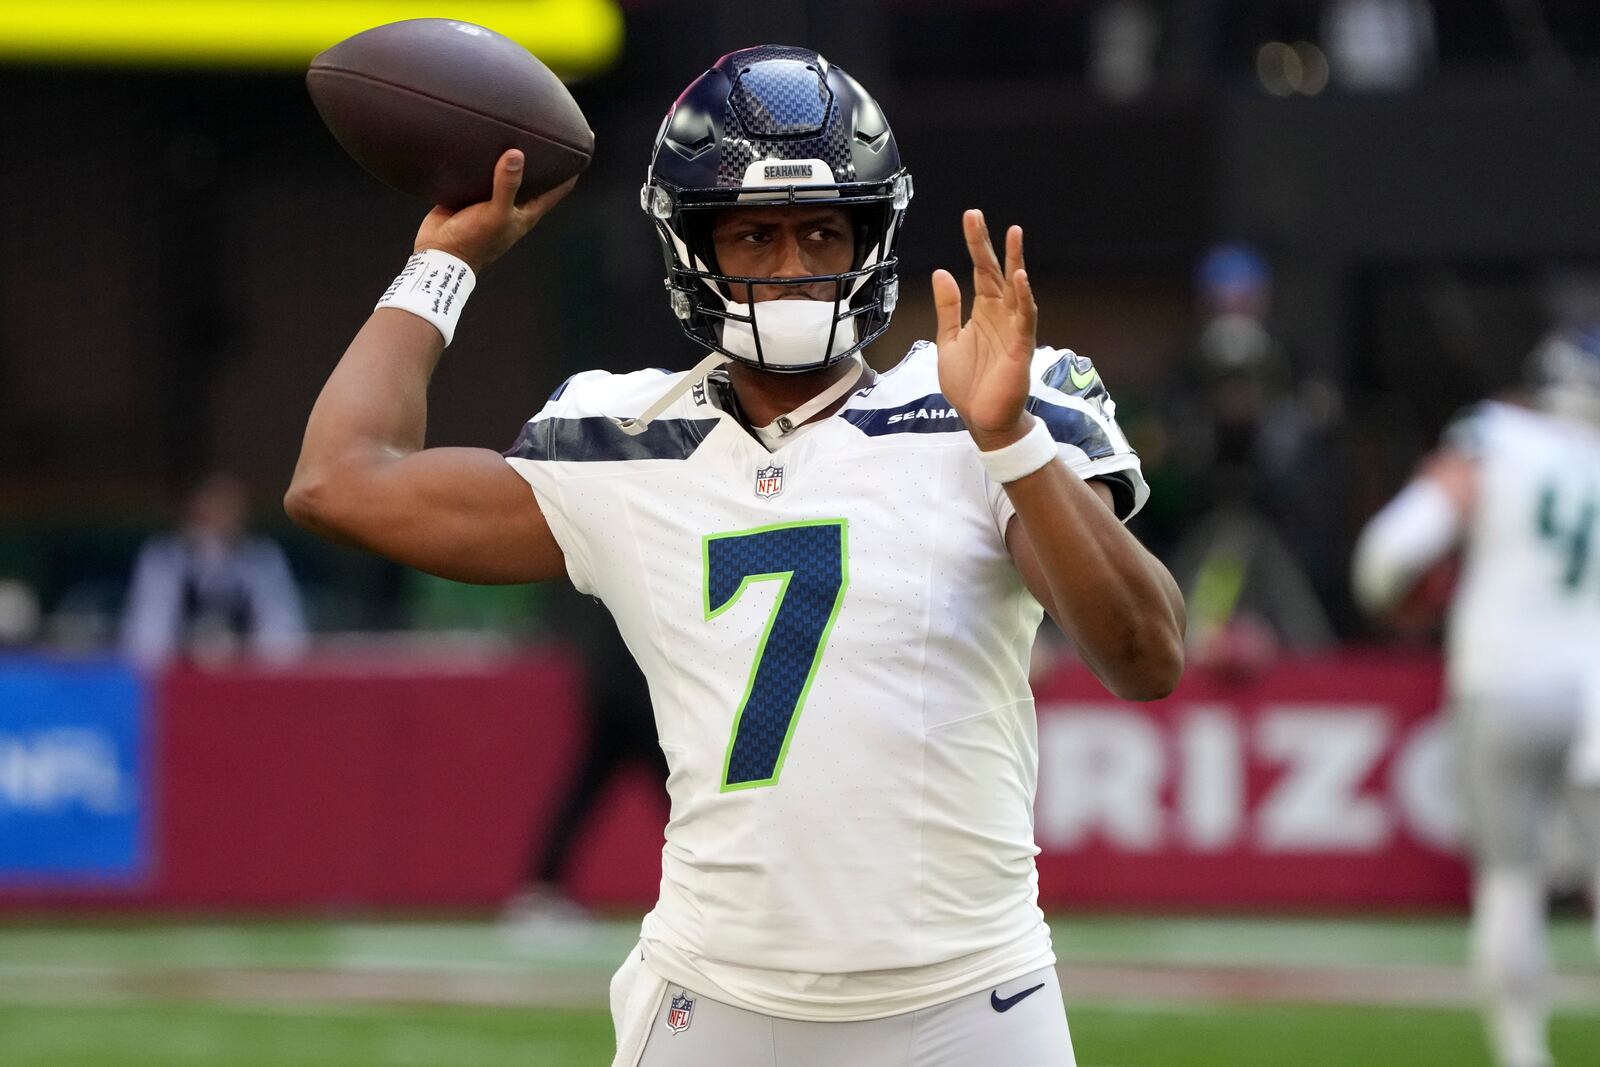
[1527,320,1600,425]
[642,46,913,373]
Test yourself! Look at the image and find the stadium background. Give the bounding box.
[2,1,1599,1064]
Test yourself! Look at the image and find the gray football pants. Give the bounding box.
[1456,692,1600,869]
[634,966,1074,1067]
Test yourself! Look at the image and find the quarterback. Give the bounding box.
[1353,323,1600,1067]
[289,47,1184,1067]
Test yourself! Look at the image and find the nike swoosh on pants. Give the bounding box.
[990,982,1045,1012]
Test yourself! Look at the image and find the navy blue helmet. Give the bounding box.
[642,46,913,373]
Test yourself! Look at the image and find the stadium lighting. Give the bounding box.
[0,1,623,77]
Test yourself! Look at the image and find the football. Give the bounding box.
[306,18,594,209]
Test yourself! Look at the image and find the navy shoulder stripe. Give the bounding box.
[842,394,967,436]
[1027,397,1114,459]
[505,415,720,463]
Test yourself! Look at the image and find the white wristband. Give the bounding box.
[375,249,477,346]
[977,416,1058,483]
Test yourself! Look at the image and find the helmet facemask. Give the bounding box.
[643,47,912,374]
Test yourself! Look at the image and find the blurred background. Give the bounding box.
[2,1,1599,1065]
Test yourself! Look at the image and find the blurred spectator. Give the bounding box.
[0,579,41,649]
[503,589,666,941]
[1320,0,1436,91]
[1090,0,1163,101]
[119,473,308,667]
[1352,321,1600,1067]
[1163,242,1338,663]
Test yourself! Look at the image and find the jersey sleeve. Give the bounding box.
[500,371,613,594]
[988,347,1150,531]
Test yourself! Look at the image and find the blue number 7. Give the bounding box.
[703,519,849,791]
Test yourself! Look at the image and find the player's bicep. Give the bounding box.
[325,445,566,585]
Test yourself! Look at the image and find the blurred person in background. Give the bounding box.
[0,579,42,650]
[120,472,308,668]
[1320,0,1436,92]
[288,44,1182,1067]
[504,588,667,940]
[1352,322,1600,1067]
[1164,242,1336,669]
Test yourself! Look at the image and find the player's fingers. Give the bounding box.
[1004,226,1026,287]
[963,210,1005,298]
[1012,268,1038,354]
[520,174,580,225]
[491,149,525,211]
[931,268,963,346]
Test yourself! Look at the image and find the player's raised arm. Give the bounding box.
[933,211,1185,700]
[1351,447,1477,617]
[285,150,576,584]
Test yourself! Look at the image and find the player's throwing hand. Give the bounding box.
[415,149,578,273]
[932,210,1039,452]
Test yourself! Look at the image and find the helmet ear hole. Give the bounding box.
[849,204,880,271]
[679,212,719,275]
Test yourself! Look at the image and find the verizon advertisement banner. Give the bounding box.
[1031,653,1468,908]
[0,651,1468,911]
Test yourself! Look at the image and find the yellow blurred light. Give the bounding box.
[1292,41,1329,96]
[0,1,623,77]
[1256,41,1300,97]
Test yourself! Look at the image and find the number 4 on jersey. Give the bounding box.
[703,519,849,791]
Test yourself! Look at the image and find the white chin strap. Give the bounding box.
[721,298,858,369]
[613,349,731,436]
[752,353,864,446]
[614,298,862,438]
[613,351,864,442]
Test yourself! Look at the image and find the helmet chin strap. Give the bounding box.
[612,352,864,442]
[751,353,864,446]
[613,350,732,437]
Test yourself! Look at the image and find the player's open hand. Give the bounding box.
[932,210,1038,452]
[414,149,578,273]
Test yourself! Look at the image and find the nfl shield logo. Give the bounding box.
[666,992,695,1034]
[754,463,785,499]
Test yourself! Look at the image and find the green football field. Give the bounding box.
[1,915,1596,1066]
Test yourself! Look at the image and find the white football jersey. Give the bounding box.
[1447,401,1600,699]
[505,341,1145,1020]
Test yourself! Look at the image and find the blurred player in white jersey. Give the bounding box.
[1353,323,1600,1067]
[288,46,1184,1066]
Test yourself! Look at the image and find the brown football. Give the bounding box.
[306,19,593,209]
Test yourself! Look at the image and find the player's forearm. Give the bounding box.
[1007,463,1185,700]
[1350,476,1463,616]
[285,310,444,535]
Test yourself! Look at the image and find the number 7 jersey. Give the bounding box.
[504,342,1146,1020]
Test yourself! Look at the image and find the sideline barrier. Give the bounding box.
[1032,653,1466,908]
[0,651,1466,910]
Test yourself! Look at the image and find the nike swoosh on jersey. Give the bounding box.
[990,982,1046,1012]
[1068,362,1099,390]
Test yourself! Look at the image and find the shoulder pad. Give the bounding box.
[1036,348,1109,405]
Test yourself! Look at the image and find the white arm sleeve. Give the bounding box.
[1351,479,1462,616]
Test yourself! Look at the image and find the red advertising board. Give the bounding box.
[0,650,1468,912]
[1032,652,1468,908]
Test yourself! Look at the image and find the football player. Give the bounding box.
[288,46,1184,1067]
[1353,322,1600,1067]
